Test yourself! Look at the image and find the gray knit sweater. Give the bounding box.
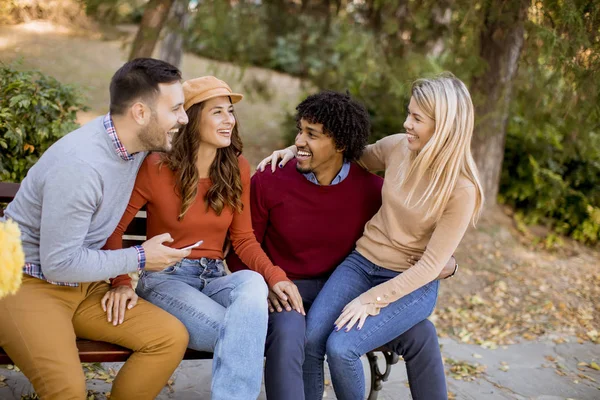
[3,116,146,283]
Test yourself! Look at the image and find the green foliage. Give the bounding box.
[0,63,87,182]
[82,0,145,24]
[500,1,600,245]
[185,0,599,244]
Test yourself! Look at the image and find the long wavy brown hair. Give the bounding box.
[162,100,244,220]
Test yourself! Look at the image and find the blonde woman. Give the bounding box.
[257,73,484,399]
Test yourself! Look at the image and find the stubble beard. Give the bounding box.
[138,114,170,153]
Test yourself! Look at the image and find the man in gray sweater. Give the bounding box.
[0,58,192,400]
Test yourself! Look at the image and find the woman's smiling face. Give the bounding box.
[199,96,236,149]
[403,96,435,152]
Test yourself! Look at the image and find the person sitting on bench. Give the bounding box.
[228,90,455,400]
[0,58,193,400]
[105,76,291,400]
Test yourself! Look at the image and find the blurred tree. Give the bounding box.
[159,0,190,68]
[470,0,530,205]
[129,0,175,60]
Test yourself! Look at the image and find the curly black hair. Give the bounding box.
[295,90,371,162]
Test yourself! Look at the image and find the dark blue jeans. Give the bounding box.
[303,251,447,400]
[265,264,447,399]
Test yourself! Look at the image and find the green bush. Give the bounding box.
[0,63,87,182]
[500,81,600,245]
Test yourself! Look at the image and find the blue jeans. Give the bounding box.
[266,278,446,400]
[304,251,443,400]
[136,258,269,400]
[265,279,327,400]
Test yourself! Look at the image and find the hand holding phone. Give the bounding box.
[179,240,204,251]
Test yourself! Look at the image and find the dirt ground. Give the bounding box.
[1,21,598,351]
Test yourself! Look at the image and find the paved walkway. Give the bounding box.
[1,337,599,399]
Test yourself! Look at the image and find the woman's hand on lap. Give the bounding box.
[271,280,305,315]
[335,297,370,332]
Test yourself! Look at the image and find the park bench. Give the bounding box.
[0,181,399,399]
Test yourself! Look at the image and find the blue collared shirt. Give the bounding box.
[303,160,351,185]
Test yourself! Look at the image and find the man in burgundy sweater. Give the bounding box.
[227,91,452,400]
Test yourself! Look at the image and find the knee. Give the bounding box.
[153,313,190,353]
[325,333,357,363]
[268,313,306,351]
[233,270,269,299]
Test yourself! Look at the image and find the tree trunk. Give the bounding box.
[129,0,175,61]
[470,0,529,206]
[159,0,190,68]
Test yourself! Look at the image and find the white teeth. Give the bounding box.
[298,151,311,157]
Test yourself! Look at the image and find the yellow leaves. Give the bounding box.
[446,358,487,381]
[0,374,6,388]
[577,372,597,383]
[552,337,567,344]
[590,361,600,371]
[23,143,35,153]
[469,295,486,305]
[0,219,25,299]
[436,227,599,348]
[498,361,510,372]
[480,341,498,350]
[166,378,175,393]
[82,363,115,384]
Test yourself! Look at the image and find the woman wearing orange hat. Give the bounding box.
[104,76,299,400]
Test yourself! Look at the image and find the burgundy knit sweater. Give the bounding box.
[227,160,383,280]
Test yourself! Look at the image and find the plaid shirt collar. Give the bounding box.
[103,113,136,161]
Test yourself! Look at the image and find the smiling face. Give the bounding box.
[403,96,436,152]
[137,81,188,152]
[198,96,236,149]
[295,118,343,177]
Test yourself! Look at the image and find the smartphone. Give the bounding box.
[179,240,203,251]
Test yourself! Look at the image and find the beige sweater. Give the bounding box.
[356,134,476,313]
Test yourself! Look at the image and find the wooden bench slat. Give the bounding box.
[0,182,19,204]
[0,340,213,365]
[0,341,391,365]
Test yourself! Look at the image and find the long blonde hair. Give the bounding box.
[398,73,484,225]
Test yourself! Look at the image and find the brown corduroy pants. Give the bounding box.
[0,274,189,400]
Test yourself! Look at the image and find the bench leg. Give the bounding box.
[366,350,400,400]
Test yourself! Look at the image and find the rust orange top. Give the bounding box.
[105,152,288,287]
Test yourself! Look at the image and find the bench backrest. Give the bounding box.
[0,182,148,246]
